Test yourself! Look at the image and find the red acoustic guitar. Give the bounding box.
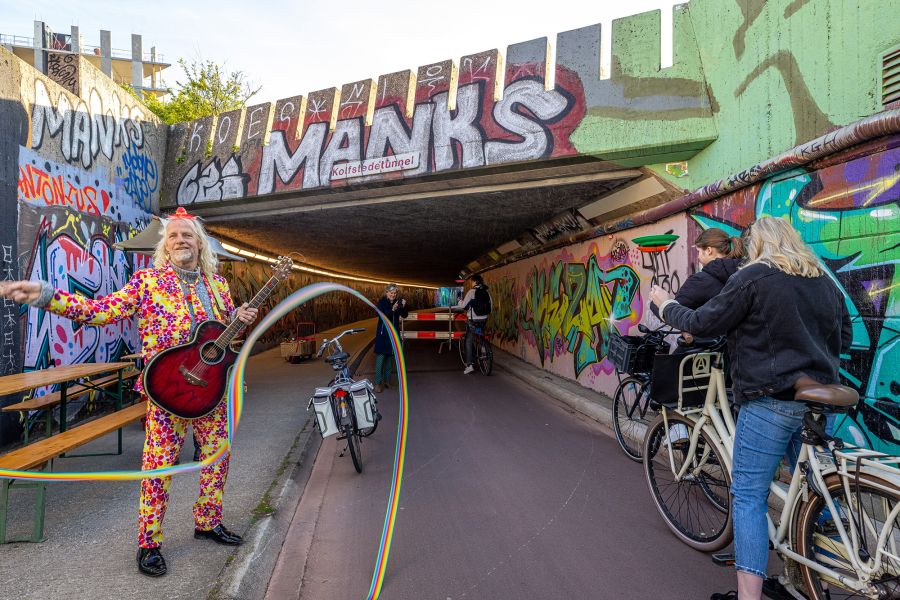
[142,257,293,419]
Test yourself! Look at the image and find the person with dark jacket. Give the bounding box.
[374,284,408,392]
[650,228,744,348]
[650,217,852,600]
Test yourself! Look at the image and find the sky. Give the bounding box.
[2,0,683,104]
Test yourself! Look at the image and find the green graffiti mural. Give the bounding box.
[487,277,520,344]
[519,255,640,376]
[691,141,900,453]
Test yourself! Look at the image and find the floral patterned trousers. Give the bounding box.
[137,397,231,548]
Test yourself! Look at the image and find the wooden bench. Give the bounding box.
[0,401,147,543]
[2,370,140,443]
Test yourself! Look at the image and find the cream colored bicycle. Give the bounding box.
[641,351,900,599]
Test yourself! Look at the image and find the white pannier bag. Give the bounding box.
[311,387,339,438]
[349,380,377,429]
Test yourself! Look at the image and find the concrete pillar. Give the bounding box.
[100,30,111,76]
[150,46,157,89]
[33,20,46,73]
[70,26,80,54]
[131,33,143,91]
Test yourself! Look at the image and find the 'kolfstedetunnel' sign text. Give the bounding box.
[329,152,420,180]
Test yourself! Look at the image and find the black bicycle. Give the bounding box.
[453,310,493,375]
[608,325,674,461]
[308,328,380,473]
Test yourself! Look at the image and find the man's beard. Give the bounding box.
[171,249,197,266]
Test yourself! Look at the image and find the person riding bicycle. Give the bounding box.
[650,216,852,600]
[456,274,492,375]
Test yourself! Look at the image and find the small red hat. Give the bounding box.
[168,207,196,220]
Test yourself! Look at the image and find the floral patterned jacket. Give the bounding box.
[46,265,236,392]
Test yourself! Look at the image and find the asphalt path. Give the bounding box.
[279,342,737,600]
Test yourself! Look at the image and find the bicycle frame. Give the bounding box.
[657,352,900,595]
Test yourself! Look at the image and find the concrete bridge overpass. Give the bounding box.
[160,9,709,285]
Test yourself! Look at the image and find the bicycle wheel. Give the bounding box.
[477,338,493,375]
[458,332,467,367]
[613,377,652,462]
[344,422,362,473]
[794,472,900,599]
[643,412,733,551]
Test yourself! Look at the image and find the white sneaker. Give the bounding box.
[463,365,475,374]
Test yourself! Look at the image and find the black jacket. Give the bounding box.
[661,263,851,404]
[650,258,741,318]
[374,296,408,355]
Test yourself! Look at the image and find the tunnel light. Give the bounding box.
[219,242,438,290]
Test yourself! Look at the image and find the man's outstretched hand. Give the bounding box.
[0,281,42,304]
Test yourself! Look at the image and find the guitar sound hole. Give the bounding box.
[200,342,224,364]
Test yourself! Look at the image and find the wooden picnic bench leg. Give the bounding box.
[0,473,49,544]
[115,370,123,455]
[0,478,9,543]
[32,470,47,542]
[58,382,68,434]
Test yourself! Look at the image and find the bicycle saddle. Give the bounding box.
[793,375,858,412]
[325,352,350,364]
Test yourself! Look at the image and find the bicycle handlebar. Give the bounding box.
[316,327,367,357]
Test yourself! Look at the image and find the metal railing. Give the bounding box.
[0,34,165,63]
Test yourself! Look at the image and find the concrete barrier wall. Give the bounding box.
[485,134,900,454]
[160,6,718,207]
[160,0,900,208]
[0,46,167,441]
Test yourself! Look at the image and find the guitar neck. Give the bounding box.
[215,276,279,346]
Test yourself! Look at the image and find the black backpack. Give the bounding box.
[468,286,492,316]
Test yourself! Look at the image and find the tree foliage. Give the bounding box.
[131,59,261,125]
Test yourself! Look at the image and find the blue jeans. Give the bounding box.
[732,397,807,578]
[465,321,486,366]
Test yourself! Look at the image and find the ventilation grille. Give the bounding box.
[884,45,900,108]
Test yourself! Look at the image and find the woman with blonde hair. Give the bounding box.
[650,216,851,600]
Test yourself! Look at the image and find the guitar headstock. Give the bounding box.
[272,256,294,281]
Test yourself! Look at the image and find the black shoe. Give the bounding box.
[762,577,797,600]
[137,546,167,577]
[193,447,201,462]
[710,592,737,600]
[194,523,243,545]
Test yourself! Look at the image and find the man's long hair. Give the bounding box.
[152,216,219,274]
[742,216,823,278]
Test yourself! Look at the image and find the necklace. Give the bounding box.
[171,263,201,285]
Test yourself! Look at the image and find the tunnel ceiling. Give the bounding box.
[195,161,642,287]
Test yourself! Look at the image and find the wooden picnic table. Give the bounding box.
[0,362,134,434]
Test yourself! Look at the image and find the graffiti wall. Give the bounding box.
[0,46,166,443]
[161,9,716,206]
[487,135,900,454]
[688,135,900,454]
[484,216,690,396]
[220,261,435,345]
[161,2,899,210]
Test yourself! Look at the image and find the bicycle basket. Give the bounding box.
[608,333,660,374]
[649,352,714,409]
